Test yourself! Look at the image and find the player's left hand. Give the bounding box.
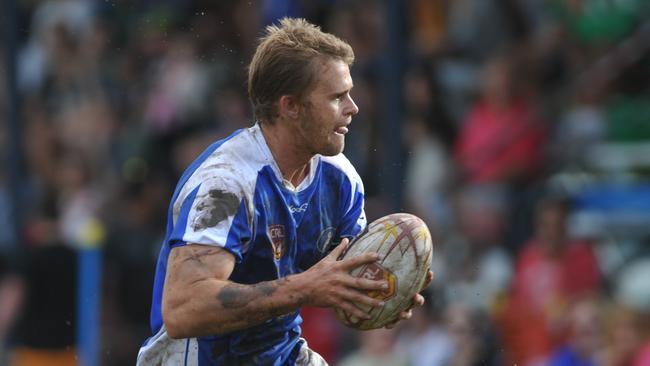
[385,270,433,329]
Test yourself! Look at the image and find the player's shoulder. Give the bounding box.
[319,153,363,190]
[174,126,267,202]
[195,126,268,181]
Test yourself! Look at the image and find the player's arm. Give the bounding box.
[162,239,387,338]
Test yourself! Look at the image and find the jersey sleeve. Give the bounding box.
[168,168,253,263]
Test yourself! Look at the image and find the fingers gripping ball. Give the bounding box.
[336,213,433,330]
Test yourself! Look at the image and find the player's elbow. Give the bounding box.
[165,311,197,339]
[162,299,191,339]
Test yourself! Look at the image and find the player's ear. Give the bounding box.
[278,95,300,120]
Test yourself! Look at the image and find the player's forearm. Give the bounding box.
[163,274,311,338]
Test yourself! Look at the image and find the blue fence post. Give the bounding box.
[76,219,105,366]
[380,0,406,211]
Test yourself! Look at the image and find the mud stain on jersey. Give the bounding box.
[193,189,239,230]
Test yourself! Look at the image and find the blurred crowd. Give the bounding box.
[2,0,650,365]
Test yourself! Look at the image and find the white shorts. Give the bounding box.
[296,340,329,366]
[138,327,328,366]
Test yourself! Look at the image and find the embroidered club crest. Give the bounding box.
[268,224,285,260]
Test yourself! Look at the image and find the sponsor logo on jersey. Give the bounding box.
[268,224,285,260]
[289,203,309,213]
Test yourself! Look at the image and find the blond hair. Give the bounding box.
[248,17,354,123]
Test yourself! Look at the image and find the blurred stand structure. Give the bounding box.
[2,0,650,365]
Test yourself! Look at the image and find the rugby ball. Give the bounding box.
[336,213,433,330]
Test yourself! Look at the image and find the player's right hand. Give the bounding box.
[297,238,388,320]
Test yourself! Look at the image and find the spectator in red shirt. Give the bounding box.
[454,49,546,185]
[499,196,602,366]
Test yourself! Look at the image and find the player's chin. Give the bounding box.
[320,135,345,156]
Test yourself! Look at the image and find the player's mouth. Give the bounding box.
[334,124,350,135]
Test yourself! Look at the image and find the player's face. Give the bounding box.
[297,59,359,156]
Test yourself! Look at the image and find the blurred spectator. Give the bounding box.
[444,0,529,62]
[615,257,650,317]
[548,297,604,366]
[454,49,547,185]
[614,257,650,366]
[500,195,602,365]
[445,303,503,366]
[434,0,531,122]
[600,304,647,366]
[143,34,210,133]
[395,290,453,366]
[55,149,105,248]
[636,344,650,366]
[438,185,513,313]
[407,0,446,56]
[338,328,408,366]
[551,83,607,170]
[18,0,95,93]
[402,63,456,231]
[403,116,453,230]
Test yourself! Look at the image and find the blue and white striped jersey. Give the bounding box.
[138,123,366,365]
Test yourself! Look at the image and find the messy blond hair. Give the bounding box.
[248,17,354,124]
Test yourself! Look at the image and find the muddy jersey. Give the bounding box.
[137,123,366,365]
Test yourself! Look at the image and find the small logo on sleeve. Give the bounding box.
[316,227,337,253]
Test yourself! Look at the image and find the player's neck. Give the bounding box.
[260,121,312,187]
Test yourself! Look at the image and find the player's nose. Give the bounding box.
[345,95,359,117]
